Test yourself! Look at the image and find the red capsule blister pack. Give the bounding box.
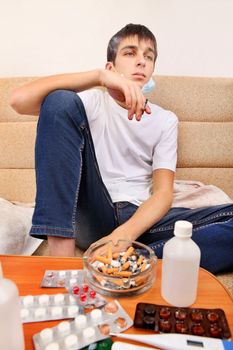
[133,302,231,339]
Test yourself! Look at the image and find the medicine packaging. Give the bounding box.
[33,300,133,350]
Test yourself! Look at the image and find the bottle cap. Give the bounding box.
[174,220,193,237]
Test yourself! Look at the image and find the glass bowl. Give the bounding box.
[83,240,157,296]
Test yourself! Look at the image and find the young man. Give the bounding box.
[10,24,233,273]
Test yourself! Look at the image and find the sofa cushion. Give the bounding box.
[0,197,42,254]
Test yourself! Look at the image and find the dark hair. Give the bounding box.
[107,23,157,63]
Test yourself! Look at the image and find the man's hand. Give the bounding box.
[99,69,151,121]
[83,228,133,257]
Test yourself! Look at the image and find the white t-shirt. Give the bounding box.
[78,89,178,206]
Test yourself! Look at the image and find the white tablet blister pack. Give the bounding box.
[33,300,133,350]
[20,293,82,323]
[40,270,83,288]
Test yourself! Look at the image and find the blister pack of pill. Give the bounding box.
[40,270,106,309]
[40,270,83,288]
[33,300,133,350]
[20,293,82,323]
[65,277,106,308]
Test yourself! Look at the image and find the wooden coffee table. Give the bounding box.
[0,255,232,349]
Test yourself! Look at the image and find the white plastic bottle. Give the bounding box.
[161,220,201,307]
[0,262,25,350]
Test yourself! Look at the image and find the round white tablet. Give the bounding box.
[69,295,76,305]
[40,328,53,343]
[20,308,29,319]
[58,270,66,277]
[90,309,102,321]
[54,293,65,304]
[34,307,46,318]
[67,305,79,317]
[39,294,50,306]
[45,342,59,350]
[51,306,63,317]
[57,321,70,334]
[64,334,78,348]
[23,295,34,307]
[74,314,87,328]
[71,270,78,277]
[83,327,95,339]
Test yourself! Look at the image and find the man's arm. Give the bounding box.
[96,168,174,244]
[10,69,148,119]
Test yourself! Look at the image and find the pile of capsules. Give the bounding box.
[91,246,150,289]
[133,302,231,339]
[33,300,133,350]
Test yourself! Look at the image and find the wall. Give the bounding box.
[0,0,233,77]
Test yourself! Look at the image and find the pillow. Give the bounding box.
[0,198,43,255]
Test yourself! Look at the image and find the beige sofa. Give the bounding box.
[0,76,233,292]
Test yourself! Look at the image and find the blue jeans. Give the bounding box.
[30,90,233,274]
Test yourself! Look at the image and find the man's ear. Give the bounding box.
[105,62,115,71]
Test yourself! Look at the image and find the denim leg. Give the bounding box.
[30,90,117,250]
[116,202,233,273]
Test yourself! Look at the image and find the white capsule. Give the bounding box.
[34,307,46,318]
[40,328,53,343]
[74,314,87,328]
[54,293,65,304]
[51,306,63,317]
[83,327,95,339]
[23,295,34,307]
[20,308,29,319]
[90,308,102,321]
[39,294,50,306]
[57,321,70,335]
[64,334,78,348]
[59,270,66,277]
[45,342,59,350]
[67,305,79,316]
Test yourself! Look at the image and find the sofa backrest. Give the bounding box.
[0,76,233,202]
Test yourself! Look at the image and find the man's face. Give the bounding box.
[108,35,155,87]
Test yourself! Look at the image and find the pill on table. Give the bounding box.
[45,342,60,350]
[40,328,53,343]
[39,294,50,306]
[59,270,66,277]
[54,293,65,304]
[23,295,34,307]
[20,308,29,319]
[57,321,70,334]
[34,307,46,318]
[67,305,79,316]
[64,334,78,348]
[83,327,95,339]
[90,308,102,321]
[51,306,63,317]
[74,314,87,328]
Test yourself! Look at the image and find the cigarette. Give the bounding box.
[121,261,131,271]
[113,271,132,277]
[122,246,134,260]
[106,267,119,274]
[137,255,144,265]
[95,255,111,265]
